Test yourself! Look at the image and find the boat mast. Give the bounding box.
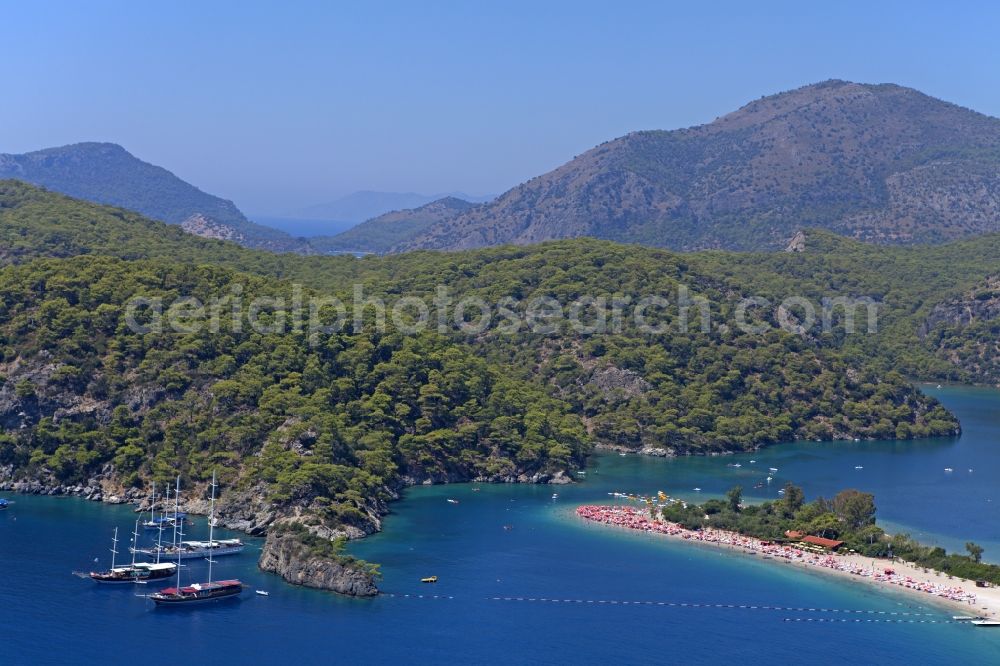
[174,475,182,587]
[156,483,168,564]
[207,469,216,584]
[170,475,180,551]
[148,486,156,527]
[110,526,119,570]
[131,519,139,569]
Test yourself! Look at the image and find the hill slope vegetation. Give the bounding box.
[6,183,1000,591]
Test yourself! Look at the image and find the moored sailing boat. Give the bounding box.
[150,471,243,606]
[142,485,188,530]
[132,478,243,560]
[131,538,244,560]
[89,521,177,584]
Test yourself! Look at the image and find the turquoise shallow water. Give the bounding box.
[3,386,1000,664]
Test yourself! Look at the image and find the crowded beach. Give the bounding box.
[576,504,1000,617]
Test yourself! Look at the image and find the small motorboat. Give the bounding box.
[447,499,459,504]
[854,465,864,470]
[945,468,954,473]
[421,576,438,583]
[256,590,269,596]
[693,488,701,492]
[551,493,559,500]
[971,619,1000,627]
[769,467,779,472]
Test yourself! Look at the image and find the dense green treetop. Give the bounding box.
[3,181,999,540]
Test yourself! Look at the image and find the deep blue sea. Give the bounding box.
[3,385,1000,664]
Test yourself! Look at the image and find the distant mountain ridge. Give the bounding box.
[310,196,477,254]
[0,142,311,253]
[397,80,1000,252]
[299,190,493,223]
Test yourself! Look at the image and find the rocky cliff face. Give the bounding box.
[259,531,378,597]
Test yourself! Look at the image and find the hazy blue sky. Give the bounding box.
[2,1,998,214]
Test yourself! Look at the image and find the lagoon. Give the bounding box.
[3,386,1000,664]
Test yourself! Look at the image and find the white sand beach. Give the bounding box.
[576,505,1000,619]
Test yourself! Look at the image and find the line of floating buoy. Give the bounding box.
[381,593,455,600]
[487,597,941,616]
[784,617,956,624]
[378,593,952,620]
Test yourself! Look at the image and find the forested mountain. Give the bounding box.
[398,80,1000,252]
[6,182,1000,591]
[310,197,476,254]
[0,143,311,253]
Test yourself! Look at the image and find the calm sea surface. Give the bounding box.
[2,385,1000,664]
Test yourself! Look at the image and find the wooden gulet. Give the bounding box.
[149,471,243,606]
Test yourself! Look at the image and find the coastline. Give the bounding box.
[575,505,1000,619]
